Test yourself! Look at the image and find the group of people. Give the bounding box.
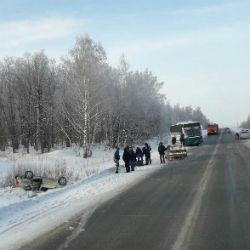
[114,141,173,173]
[113,143,152,173]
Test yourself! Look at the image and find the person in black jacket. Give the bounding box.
[123,145,130,173]
[135,146,143,163]
[172,137,176,145]
[114,146,120,173]
[158,142,166,164]
[180,133,185,146]
[128,146,136,171]
[143,143,151,165]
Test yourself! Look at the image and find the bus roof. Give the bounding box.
[175,121,201,126]
[207,123,218,126]
[170,121,201,132]
[170,124,182,133]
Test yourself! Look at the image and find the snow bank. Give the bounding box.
[0,161,163,250]
[2,134,211,250]
[0,136,171,186]
[0,145,118,187]
[0,138,165,248]
[0,162,15,184]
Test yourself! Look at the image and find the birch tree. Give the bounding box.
[60,36,107,157]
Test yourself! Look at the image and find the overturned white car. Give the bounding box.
[15,171,67,192]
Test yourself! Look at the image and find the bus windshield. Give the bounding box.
[183,127,194,136]
[170,125,182,133]
[183,123,201,137]
[171,122,202,138]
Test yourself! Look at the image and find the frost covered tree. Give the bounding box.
[0,35,209,153]
[17,52,57,153]
[58,36,107,157]
[0,52,57,153]
[0,58,20,152]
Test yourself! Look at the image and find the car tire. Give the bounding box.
[24,171,34,179]
[24,185,32,191]
[58,177,67,186]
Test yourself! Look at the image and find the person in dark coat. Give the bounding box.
[158,142,166,164]
[180,133,185,146]
[235,133,240,140]
[135,146,143,163]
[143,143,151,165]
[172,137,176,145]
[128,146,136,171]
[123,145,130,172]
[114,146,120,173]
[145,143,152,164]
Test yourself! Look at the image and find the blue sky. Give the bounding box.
[0,0,249,126]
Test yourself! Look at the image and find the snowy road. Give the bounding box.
[0,157,162,250]
[21,132,250,250]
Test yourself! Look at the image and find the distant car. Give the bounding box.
[225,127,231,134]
[238,129,250,139]
[15,171,67,191]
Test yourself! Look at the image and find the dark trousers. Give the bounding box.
[145,156,151,165]
[160,154,165,164]
[115,160,119,173]
[130,160,135,171]
[125,161,130,172]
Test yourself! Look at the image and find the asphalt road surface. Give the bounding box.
[22,132,250,250]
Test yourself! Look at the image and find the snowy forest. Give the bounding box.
[0,36,208,154]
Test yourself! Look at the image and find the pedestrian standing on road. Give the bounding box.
[145,143,152,164]
[158,142,166,164]
[129,146,136,171]
[123,145,130,173]
[135,146,143,164]
[143,143,151,165]
[172,137,177,145]
[180,133,185,146]
[235,133,240,140]
[114,146,120,173]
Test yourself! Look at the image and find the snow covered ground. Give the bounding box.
[0,164,163,250]
[0,162,15,181]
[0,145,120,187]
[0,138,169,250]
[0,133,205,250]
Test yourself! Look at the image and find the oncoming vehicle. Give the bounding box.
[170,121,203,146]
[15,171,67,192]
[238,129,250,139]
[207,123,219,135]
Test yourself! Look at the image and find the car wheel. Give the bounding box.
[24,185,32,191]
[24,171,34,179]
[58,177,67,186]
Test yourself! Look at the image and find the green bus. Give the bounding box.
[170,121,203,146]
